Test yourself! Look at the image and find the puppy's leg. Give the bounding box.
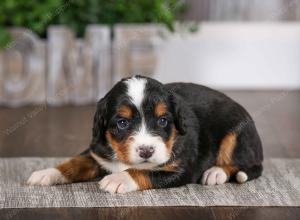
[27,153,102,186]
[236,164,263,183]
[99,168,185,194]
[202,132,239,185]
[201,164,263,185]
[201,165,238,185]
[202,129,263,185]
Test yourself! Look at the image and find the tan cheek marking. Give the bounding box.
[105,131,131,163]
[216,132,239,176]
[56,156,99,182]
[127,169,152,190]
[165,126,177,152]
[155,102,167,117]
[117,105,132,118]
[160,160,180,172]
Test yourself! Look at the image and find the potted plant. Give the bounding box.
[0,0,186,106]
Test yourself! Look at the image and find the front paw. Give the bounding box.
[99,172,138,194]
[201,166,228,185]
[27,168,68,186]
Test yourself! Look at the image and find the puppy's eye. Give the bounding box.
[117,119,129,130]
[157,117,168,128]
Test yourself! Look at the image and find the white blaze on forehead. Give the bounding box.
[125,77,147,108]
[124,76,170,165]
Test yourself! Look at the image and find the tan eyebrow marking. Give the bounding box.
[117,105,132,118]
[154,102,167,117]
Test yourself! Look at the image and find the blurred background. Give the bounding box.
[0,0,299,159]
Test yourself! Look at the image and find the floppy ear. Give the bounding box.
[92,96,108,144]
[169,92,187,135]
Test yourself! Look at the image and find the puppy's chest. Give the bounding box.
[91,152,157,173]
[95,156,130,173]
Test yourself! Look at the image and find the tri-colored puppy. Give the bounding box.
[27,75,263,193]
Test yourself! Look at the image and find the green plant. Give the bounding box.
[0,27,11,48]
[0,0,185,49]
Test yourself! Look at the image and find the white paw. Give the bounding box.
[236,171,248,184]
[27,168,68,186]
[201,166,228,185]
[99,171,138,194]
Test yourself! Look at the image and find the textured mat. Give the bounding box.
[0,158,299,208]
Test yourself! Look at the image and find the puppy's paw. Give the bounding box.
[99,172,138,194]
[201,166,228,185]
[27,168,68,186]
[236,171,248,184]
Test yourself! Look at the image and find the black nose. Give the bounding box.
[138,146,155,159]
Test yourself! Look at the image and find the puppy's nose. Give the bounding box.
[138,146,155,159]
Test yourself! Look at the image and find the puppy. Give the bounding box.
[27,75,263,193]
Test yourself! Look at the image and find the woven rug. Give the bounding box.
[0,158,299,208]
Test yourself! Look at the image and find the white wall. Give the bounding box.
[153,22,300,89]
